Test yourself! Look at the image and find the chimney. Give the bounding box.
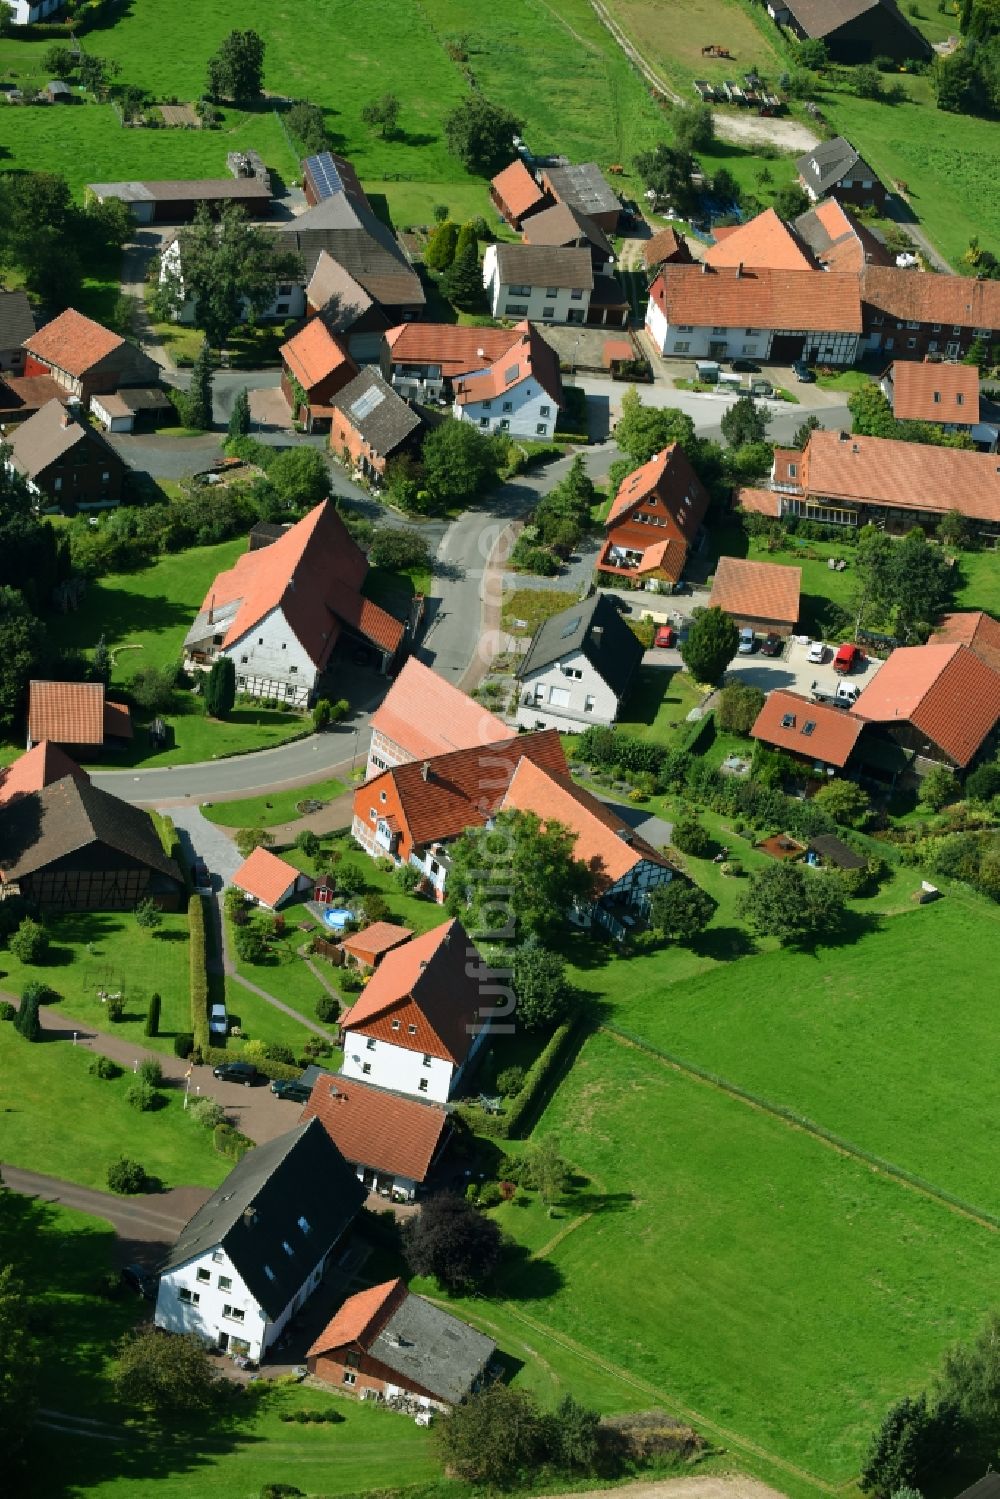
[737,261,743,278]
[838,431,850,442]
[207,592,215,626]
[701,259,710,274]
[592,625,604,645]
[421,760,430,781]
[419,959,428,971]
[61,410,73,429]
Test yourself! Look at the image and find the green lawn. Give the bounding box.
[0,910,191,1057]
[0,1017,228,1191]
[285,833,453,937]
[226,911,340,1023]
[526,1027,1000,1486]
[203,776,347,829]
[615,664,707,743]
[953,546,1000,614]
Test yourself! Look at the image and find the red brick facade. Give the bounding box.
[308,1345,444,1404]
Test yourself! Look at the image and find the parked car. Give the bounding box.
[209,1003,228,1038]
[792,359,816,383]
[212,1060,259,1087]
[807,640,827,664]
[833,642,862,674]
[270,1078,312,1103]
[737,627,756,654]
[730,358,761,373]
[760,632,783,658]
[122,1264,158,1300]
[834,681,860,706]
[654,624,675,648]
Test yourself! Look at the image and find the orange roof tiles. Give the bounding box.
[852,643,1000,767]
[454,321,562,409]
[491,159,547,222]
[340,918,485,1064]
[23,308,124,378]
[0,742,88,807]
[607,444,708,534]
[887,360,980,423]
[862,265,1000,331]
[500,758,670,892]
[303,1076,447,1184]
[370,657,515,761]
[709,556,801,627]
[384,323,521,378]
[28,680,106,747]
[232,846,304,907]
[800,429,1000,523]
[643,227,691,269]
[935,611,1000,673]
[704,208,815,272]
[737,487,780,517]
[650,264,862,333]
[307,1279,405,1357]
[751,690,864,767]
[333,590,404,653]
[339,921,414,962]
[279,320,355,392]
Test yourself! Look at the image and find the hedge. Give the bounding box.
[214,1123,254,1162]
[202,1045,302,1082]
[150,812,189,892]
[676,709,716,756]
[189,895,210,1055]
[455,1020,578,1140]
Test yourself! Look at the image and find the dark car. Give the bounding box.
[792,359,816,383]
[122,1263,158,1300]
[212,1060,259,1087]
[270,1078,312,1103]
[760,633,783,657]
[730,358,761,373]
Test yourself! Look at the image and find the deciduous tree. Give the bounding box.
[813,780,870,828]
[9,917,48,965]
[402,1193,502,1292]
[234,826,275,858]
[0,1259,41,1462]
[650,880,717,942]
[737,861,846,947]
[446,809,594,939]
[114,1325,220,1415]
[860,1395,959,1498]
[443,95,524,175]
[422,418,500,506]
[510,935,573,1030]
[434,1383,548,1485]
[134,897,163,933]
[360,92,400,138]
[205,29,265,104]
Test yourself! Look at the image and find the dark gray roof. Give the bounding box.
[494,242,594,292]
[784,0,929,48]
[796,137,879,197]
[6,398,115,479]
[163,1119,365,1321]
[544,162,620,219]
[956,1477,1000,1499]
[116,386,172,412]
[518,592,643,700]
[276,196,424,310]
[372,1293,496,1405]
[1,773,183,885]
[808,833,866,869]
[332,368,421,456]
[0,290,34,351]
[87,178,271,205]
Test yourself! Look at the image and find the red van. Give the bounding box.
[833,643,861,674]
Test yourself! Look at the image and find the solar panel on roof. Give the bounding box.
[350,384,386,421]
[559,616,582,639]
[304,153,345,202]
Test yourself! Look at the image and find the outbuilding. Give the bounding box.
[232,846,313,910]
[709,556,801,636]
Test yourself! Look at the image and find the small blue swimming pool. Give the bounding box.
[322,907,353,930]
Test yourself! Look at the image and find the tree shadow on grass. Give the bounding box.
[689,924,759,962]
[495,1246,565,1301]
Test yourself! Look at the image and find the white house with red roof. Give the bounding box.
[302,1071,450,1200]
[339,918,492,1103]
[452,321,563,440]
[183,500,405,703]
[366,656,514,779]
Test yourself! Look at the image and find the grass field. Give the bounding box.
[203,775,346,828]
[0,1017,228,1191]
[528,1027,1000,1485]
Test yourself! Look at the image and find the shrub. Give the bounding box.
[316,992,340,1023]
[174,1032,194,1059]
[9,917,49,965]
[89,1054,121,1080]
[106,996,125,1023]
[478,1181,503,1208]
[339,969,363,994]
[126,1080,157,1111]
[260,1486,305,1498]
[359,892,389,923]
[188,1097,226,1129]
[214,1122,254,1161]
[0,1001,14,1021]
[295,829,321,860]
[265,1041,295,1065]
[145,992,161,1037]
[965,762,1000,802]
[497,1064,527,1097]
[139,1058,163,1086]
[671,814,713,858]
[107,1156,147,1194]
[393,863,420,894]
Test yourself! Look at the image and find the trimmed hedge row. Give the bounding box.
[202,1045,301,1082]
[456,1020,577,1140]
[150,811,189,891]
[189,895,210,1055]
[677,709,716,755]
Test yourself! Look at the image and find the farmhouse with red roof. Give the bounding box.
[184,500,405,703]
[279,320,357,432]
[301,1071,449,1199]
[366,656,514,780]
[22,307,159,407]
[850,643,1000,771]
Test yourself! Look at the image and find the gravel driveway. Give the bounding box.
[169,805,243,888]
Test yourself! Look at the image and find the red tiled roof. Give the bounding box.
[280,320,355,392]
[303,1076,447,1184]
[737,487,780,517]
[232,846,304,907]
[340,918,486,1064]
[491,159,547,222]
[607,444,708,536]
[454,322,562,409]
[862,265,1000,331]
[851,642,1000,766]
[307,1278,406,1357]
[807,199,892,273]
[642,227,691,269]
[28,680,105,746]
[196,500,368,663]
[709,556,801,627]
[935,611,1000,674]
[0,742,89,807]
[751,689,863,767]
[705,208,815,272]
[23,308,124,378]
[370,657,515,762]
[650,264,862,333]
[800,429,1000,523]
[339,921,413,961]
[384,323,521,378]
[500,758,670,892]
[364,730,567,848]
[887,360,980,423]
[333,590,404,653]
